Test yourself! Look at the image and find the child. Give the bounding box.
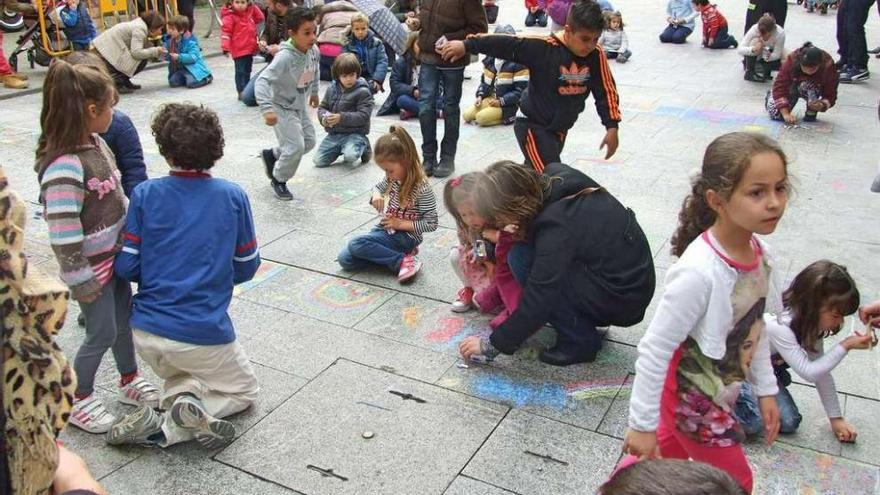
[623,132,791,493]
[376,32,445,120]
[440,0,621,172]
[221,0,264,96]
[659,0,697,44]
[59,0,98,51]
[342,14,389,94]
[463,24,529,127]
[106,103,260,450]
[803,0,832,14]
[35,60,159,434]
[164,15,213,89]
[766,42,838,125]
[738,13,784,82]
[525,0,548,27]
[692,0,737,49]
[599,11,630,63]
[601,460,747,495]
[337,126,438,282]
[314,53,375,168]
[735,261,872,442]
[484,0,499,24]
[255,7,320,201]
[543,0,613,32]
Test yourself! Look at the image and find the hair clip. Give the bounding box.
[449,176,462,187]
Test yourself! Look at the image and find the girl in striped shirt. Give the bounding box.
[35,60,158,435]
[337,126,438,282]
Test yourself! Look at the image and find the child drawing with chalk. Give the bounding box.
[443,173,522,327]
[735,260,873,443]
[337,126,438,283]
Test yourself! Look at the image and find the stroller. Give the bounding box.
[6,0,71,72]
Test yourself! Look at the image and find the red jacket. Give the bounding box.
[771,48,839,111]
[700,4,727,41]
[525,0,541,9]
[220,4,264,58]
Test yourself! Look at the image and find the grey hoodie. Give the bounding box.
[255,39,320,115]
[317,77,375,135]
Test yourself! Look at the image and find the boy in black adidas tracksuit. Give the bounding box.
[440,0,620,172]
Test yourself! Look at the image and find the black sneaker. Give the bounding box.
[423,156,437,177]
[361,145,372,164]
[868,46,880,55]
[744,71,765,83]
[261,149,277,181]
[730,38,738,49]
[840,67,869,83]
[271,180,293,201]
[434,158,455,178]
[77,312,85,326]
[803,111,817,122]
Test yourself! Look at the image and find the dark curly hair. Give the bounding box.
[151,103,224,170]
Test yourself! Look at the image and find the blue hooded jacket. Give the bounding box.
[59,2,97,45]
[163,32,212,82]
[100,110,148,198]
[342,31,389,85]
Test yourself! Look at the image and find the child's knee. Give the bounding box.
[337,246,358,270]
[779,412,802,433]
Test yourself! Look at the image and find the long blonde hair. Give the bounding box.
[373,126,426,207]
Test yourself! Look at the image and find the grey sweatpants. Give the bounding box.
[272,105,316,182]
[75,275,138,396]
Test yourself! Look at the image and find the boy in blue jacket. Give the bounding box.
[342,13,389,94]
[163,15,213,88]
[59,0,97,50]
[108,103,260,450]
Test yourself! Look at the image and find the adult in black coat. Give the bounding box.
[459,161,656,366]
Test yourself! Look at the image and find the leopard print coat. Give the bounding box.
[0,166,76,495]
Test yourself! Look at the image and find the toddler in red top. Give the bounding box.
[221,0,264,95]
[692,0,737,49]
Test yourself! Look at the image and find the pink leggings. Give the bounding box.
[0,32,13,76]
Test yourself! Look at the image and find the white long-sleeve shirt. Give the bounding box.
[599,29,629,54]
[736,24,785,62]
[766,314,846,418]
[628,232,783,432]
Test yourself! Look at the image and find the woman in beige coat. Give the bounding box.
[92,11,166,93]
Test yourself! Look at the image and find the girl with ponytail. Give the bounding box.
[622,132,790,494]
[37,59,160,435]
[766,41,838,124]
[337,126,438,282]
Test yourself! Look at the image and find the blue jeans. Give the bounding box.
[735,380,803,436]
[169,69,212,89]
[240,67,265,107]
[706,26,737,49]
[418,64,464,161]
[525,9,548,26]
[338,228,418,271]
[659,24,692,44]
[233,55,253,94]
[313,133,369,167]
[397,94,420,114]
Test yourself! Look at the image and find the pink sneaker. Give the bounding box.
[451,287,475,313]
[400,109,415,120]
[398,254,422,282]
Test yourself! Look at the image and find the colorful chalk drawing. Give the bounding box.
[402,306,422,328]
[749,442,880,494]
[626,105,834,138]
[233,261,287,296]
[425,316,489,350]
[302,278,383,310]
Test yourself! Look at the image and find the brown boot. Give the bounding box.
[9,72,28,81]
[1,75,29,89]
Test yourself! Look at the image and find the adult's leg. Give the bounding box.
[345,229,418,271]
[544,293,602,359]
[177,0,195,31]
[418,63,441,163]
[771,0,788,25]
[313,133,345,167]
[272,108,306,182]
[837,0,850,64]
[439,67,465,163]
[845,0,874,69]
[340,134,369,164]
[744,0,764,33]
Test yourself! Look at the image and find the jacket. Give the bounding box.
[377,55,445,115]
[476,55,529,124]
[93,17,163,77]
[255,39,321,115]
[221,3,264,58]
[489,162,655,355]
[317,77,375,135]
[261,9,288,46]
[771,48,838,111]
[543,0,613,26]
[417,0,488,67]
[100,110,147,198]
[387,0,417,21]
[699,4,727,41]
[737,23,785,61]
[666,0,697,31]
[342,31,389,83]
[316,1,359,45]
[163,31,212,82]
[59,2,97,45]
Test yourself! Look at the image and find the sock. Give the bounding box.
[119,371,139,387]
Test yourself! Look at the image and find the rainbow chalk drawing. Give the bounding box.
[402,306,422,328]
[451,373,630,411]
[425,316,489,350]
[305,278,383,310]
[233,261,287,296]
[749,442,879,494]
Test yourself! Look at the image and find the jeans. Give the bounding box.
[735,380,803,436]
[338,228,418,271]
[418,64,464,162]
[240,67,265,107]
[525,9,548,26]
[837,0,876,69]
[606,49,632,60]
[233,55,254,94]
[659,24,692,44]
[706,26,737,49]
[397,93,420,114]
[745,0,788,32]
[313,133,369,167]
[169,69,212,88]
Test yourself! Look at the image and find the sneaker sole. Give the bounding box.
[398,263,422,283]
[107,407,162,445]
[171,400,236,449]
[450,304,472,313]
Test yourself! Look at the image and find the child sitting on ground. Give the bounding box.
[163,15,213,89]
[659,0,698,44]
[342,13,389,94]
[766,41,838,124]
[376,32,444,120]
[337,126,437,282]
[599,11,631,62]
[108,103,261,450]
[59,0,97,50]
[738,13,784,82]
[314,53,375,168]
[692,0,737,49]
[525,0,548,27]
[463,24,529,126]
[735,260,872,442]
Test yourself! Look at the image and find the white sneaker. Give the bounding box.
[451,287,475,313]
[118,376,161,409]
[70,394,116,434]
[170,395,236,449]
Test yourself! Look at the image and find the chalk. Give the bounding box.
[456,363,470,369]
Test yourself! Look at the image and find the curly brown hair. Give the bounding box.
[151,103,224,170]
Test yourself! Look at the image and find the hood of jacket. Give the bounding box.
[542,162,601,204]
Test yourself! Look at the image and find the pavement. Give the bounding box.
[2,0,880,493]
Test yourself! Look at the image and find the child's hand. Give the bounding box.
[830,418,858,443]
[371,80,382,93]
[458,336,483,360]
[439,40,467,62]
[758,395,780,445]
[843,332,874,350]
[474,96,483,107]
[622,429,661,459]
[860,300,880,328]
[309,94,320,108]
[380,216,405,230]
[488,98,501,108]
[264,111,278,126]
[405,17,420,31]
[666,16,674,24]
[600,127,619,160]
[782,112,797,125]
[258,40,268,51]
[324,114,341,127]
[406,10,416,17]
[157,46,167,56]
[370,193,384,213]
[481,228,500,243]
[169,53,179,61]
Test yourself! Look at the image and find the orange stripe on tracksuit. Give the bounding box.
[596,46,621,121]
[526,130,545,173]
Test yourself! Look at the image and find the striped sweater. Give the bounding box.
[699,4,728,41]
[374,177,438,244]
[39,136,126,301]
